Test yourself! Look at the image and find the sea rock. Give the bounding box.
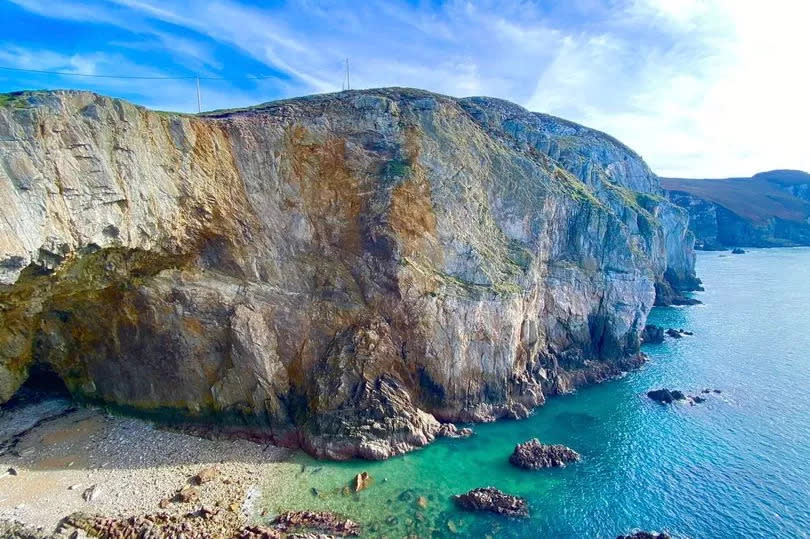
[0,89,698,459]
[641,325,665,344]
[436,423,474,438]
[353,471,372,492]
[647,389,687,404]
[617,531,671,539]
[731,248,746,254]
[691,396,706,404]
[453,487,529,517]
[271,510,360,536]
[670,296,702,306]
[665,329,683,339]
[509,438,580,469]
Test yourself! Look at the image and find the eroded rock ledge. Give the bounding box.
[0,88,698,459]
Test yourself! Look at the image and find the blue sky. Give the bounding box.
[1,0,808,177]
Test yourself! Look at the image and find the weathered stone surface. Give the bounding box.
[453,487,528,517]
[0,88,698,459]
[509,438,580,469]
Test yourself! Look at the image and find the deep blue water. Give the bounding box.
[262,248,810,538]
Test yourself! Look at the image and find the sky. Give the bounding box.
[0,0,808,178]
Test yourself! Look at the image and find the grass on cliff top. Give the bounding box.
[0,92,30,108]
[662,175,810,223]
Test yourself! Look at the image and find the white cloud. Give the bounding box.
[5,0,809,177]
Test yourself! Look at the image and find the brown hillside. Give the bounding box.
[661,173,810,224]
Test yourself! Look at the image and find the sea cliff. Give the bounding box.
[0,88,697,459]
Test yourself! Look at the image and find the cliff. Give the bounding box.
[0,88,697,459]
[663,170,810,249]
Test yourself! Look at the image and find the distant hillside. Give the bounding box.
[662,170,810,249]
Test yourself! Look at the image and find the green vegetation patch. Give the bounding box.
[0,92,29,109]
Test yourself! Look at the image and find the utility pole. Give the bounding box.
[345,58,350,90]
[196,76,201,113]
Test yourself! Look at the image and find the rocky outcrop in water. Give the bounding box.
[617,532,671,539]
[509,438,580,469]
[663,170,810,249]
[641,324,664,344]
[452,487,528,517]
[646,389,686,404]
[0,88,697,459]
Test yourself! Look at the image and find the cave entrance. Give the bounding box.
[19,363,71,397]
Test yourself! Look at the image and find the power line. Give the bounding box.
[0,65,279,81]
[0,65,195,80]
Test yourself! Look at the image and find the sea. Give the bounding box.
[261,248,810,538]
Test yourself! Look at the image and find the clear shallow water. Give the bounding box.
[262,249,810,538]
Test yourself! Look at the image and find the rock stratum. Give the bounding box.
[0,88,697,459]
[663,170,810,249]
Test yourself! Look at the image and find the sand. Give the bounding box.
[0,395,302,535]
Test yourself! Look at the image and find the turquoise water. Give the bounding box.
[262,249,810,537]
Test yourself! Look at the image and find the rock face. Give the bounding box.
[453,487,529,517]
[663,170,810,249]
[0,88,697,459]
[509,438,580,469]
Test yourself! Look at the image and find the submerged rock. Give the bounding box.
[509,438,580,469]
[647,389,687,404]
[453,487,529,517]
[0,89,699,460]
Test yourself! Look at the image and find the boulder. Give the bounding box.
[353,472,372,492]
[641,325,664,344]
[509,438,580,469]
[193,466,219,485]
[453,487,529,517]
[177,486,199,503]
